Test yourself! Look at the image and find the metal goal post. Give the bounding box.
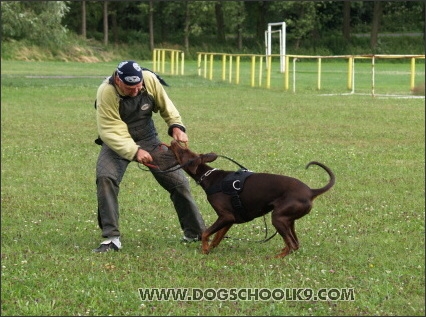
[265,22,286,73]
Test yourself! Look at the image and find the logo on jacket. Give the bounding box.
[141,104,150,111]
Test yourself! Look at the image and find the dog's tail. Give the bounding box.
[306,161,335,198]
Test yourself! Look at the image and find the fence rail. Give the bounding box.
[197,52,424,95]
[153,48,424,96]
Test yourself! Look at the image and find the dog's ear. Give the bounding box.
[201,153,218,163]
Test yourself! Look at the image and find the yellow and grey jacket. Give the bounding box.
[96,70,185,161]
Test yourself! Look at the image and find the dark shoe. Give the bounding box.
[181,235,201,243]
[92,242,119,253]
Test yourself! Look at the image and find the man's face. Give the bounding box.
[116,76,142,97]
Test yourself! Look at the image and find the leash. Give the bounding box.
[137,156,200,173]
[224,215,278,244]
[216,154,249,171]
[259,216,278,243]
[137,145,250,173]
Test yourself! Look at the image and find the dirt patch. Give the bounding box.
[6,43,120,63]
[411,82,425,96]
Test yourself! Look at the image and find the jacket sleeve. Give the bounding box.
[96,81,139,161]
[142,71,186,135]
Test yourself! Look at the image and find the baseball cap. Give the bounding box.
[116,60,143,86]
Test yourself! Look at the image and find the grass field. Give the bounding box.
[1,60,425,316]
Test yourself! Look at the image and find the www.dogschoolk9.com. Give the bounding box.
[138,288,355,302]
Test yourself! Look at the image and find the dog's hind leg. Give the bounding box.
[276,220,299,258]
[210,224,232,249]
[288,220,299,249]
[271,214,299,258]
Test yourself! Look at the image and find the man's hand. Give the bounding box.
[172,127,189,145]
[134,148,153,164]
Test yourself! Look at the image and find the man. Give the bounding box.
[93,60,206,252]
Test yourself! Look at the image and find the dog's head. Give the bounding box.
[169,140,217,175]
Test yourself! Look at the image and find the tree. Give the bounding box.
[179,1,215,51]
[342,1,351,41]
[256,1,268,40]
[149,0,154,51]
[270,2,317,50]
[1,1,69,46]
[13,0,423,55]
[109,3,118,44]
[103,1,108,45]
[215,2,225,43]
[184,1,190,51]
[370,1,383,49]
[221,1,246,49]
[81,0,86,38]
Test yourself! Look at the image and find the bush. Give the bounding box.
[1,31,424,63]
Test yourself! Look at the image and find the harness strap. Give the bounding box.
[204,170,253,222]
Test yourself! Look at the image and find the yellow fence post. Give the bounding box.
[222,55,226,81]
[197,53,202,76]
[156,49,160,72]
[371,55,375,97]
[170,51,175,75]
[228,55,233,83]
[251,56,256,87]
[347,57,353,90]
[203,54,207,78]
[266,55,271,89]
[152,49,157,72]
[175,51,179,74]
[285,55,289,90]
[209,54,214,80]
[157,49,161,72]
[174,51,179,75]
[153,49,185,75]
[236,55,240,85]
[181,52,185,75]
[317,58,322,90]
[161,50,165,74]
[410,57,416,90]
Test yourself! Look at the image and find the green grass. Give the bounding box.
[1,61,425,316]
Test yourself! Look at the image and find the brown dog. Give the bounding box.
[169,140,335,258]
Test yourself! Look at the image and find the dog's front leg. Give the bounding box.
[210,225,232,249]
[201,214,235,254]
[201,231,212,254]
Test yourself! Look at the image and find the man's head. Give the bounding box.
[115,60,143,96]
[116,60,143,85]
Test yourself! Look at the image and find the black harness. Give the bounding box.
[204,169,254,221]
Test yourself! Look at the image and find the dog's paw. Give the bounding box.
[274,247,291,258]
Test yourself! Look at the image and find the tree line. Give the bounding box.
[1,1,424,55]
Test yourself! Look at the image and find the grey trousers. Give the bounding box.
[96,141,206,240]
